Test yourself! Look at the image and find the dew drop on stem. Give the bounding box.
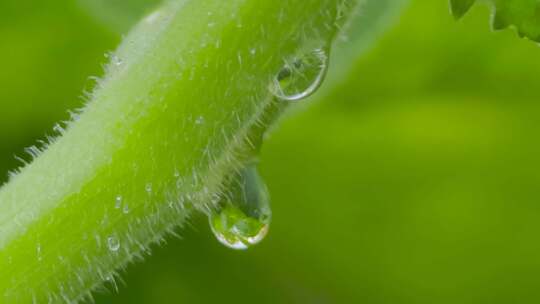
[107,236,120,252]
[209,163,271,250]
[270,46,330,102]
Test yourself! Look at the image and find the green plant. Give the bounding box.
[0,0,376,302]
[1,0,538,302]
[451,0,540,41]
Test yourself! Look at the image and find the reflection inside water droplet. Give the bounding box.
[210,206,269,250]
[270,47,329,102]
[209,164,271,250]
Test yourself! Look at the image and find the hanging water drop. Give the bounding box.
[209,164,271,250]
[107,236,120,252]
[270,47,329,102]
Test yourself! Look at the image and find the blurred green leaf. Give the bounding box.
[451,0,540,41]
[450,0,475,19]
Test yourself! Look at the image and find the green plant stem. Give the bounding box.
[0,0,361,302]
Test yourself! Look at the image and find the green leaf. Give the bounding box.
[451,0,540,42]
[450,0,476,19]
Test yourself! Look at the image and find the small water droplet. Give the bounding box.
[36,243,42,262]
[122,203,130,214]
[209,164,271,250]
[195,116,205,125]
[107,236,120,252]
[270,47,329,102]
[115,196,122,209]
[237,53,243,64]
[111,55,123,67]
[145,183,153,194]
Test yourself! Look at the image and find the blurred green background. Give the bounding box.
[3,1,540,303]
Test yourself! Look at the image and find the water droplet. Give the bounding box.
[270,47,329,102]
[237,53,243,64]
[104,274,119,292]
[195,116,205,125]
[111,55,123,67]
[209,164,271,250]
[145,183,153,194]
[115,196,122,209]
[36,243,42,262]
[122,203,130,214]
[107,236,120,252]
